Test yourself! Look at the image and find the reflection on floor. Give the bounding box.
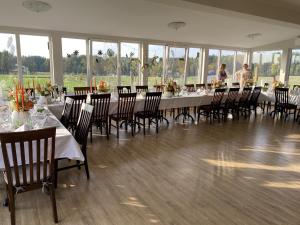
[1,115,300,225]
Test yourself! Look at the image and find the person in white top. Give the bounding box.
[235,64,252,87]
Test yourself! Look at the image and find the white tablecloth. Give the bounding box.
[260,92,300,106]
[0,111,84,169]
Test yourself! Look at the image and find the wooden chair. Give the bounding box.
[0,127,58,225]
[248,87,262,116]
[221,88,240,120]
[55,103,94,183]
[60,97,74,129]
[109,93,137,138]
[87,93,111,141]
[185,84,195,92]
[135,85,148,93]
[25,88,35,98]
[274,88,297,120]
[196,83,206,89]
[236,87,252,119]
[198,88,226,123]
[117,86,131,94]
[135,92,162,135]
[67,95,87,131]
[74,87,96,95]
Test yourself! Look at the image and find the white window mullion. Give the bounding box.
[183,48,189,84]
[117,42,121,86]
[15,34,23,84]
[86,39,91,86]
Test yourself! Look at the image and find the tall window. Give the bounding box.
[207,49,219,83]
[91,41,118,88]
[120,42,140,86]
[20,35,51,88]
[289,49,300,86]
[62,38,87,92]
[0,33,17,88]
[186,48,201,84]
[167,47,185,85]
[252,51,282,85]
[220,50,234,82]
[236,51,247,72]
[148,44,164,87]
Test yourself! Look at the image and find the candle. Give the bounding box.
[16,86,19,111]
[21,86,25,110]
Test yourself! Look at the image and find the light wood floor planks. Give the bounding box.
[1,115,300,225]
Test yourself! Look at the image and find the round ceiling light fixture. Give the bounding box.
[246,33,262,40]
[168,21,186,31]
[22,0,52,13]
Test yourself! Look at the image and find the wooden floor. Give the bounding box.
[1,113,300,225]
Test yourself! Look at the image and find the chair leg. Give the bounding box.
[82,148,90,179]
[156,117,159,133]
[116,120,119,139]
[8,192,15,225]
[109,117,111,134]
[105,121,109,140]
[131,119,135,137]
[54,159,58,188]
[49,183,58,223]
[143,118,146,135]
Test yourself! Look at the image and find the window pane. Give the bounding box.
[167,47,185,86]
[20,35,51,89]
[120,42,140,86]
[148,44,164,87]
[186,48,201,84]
[207,49,219,83]
[62,38,87,92]
[289,49,300,86]
[236,51,247,71]
[92,41,118,89]
[220,50,234,83]
[0,33,18,88]
[252,51,282,85]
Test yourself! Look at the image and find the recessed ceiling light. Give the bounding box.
[22,0,52,13]
[246,33,262,40]
[168,22,186,30]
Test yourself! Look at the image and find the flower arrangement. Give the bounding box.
[98,80,109,92]
[35,82,54,96]
[165,80,176,93]
[8,85,34,112]
[211,79,222,88]
[272,80,284,89]
[245,79,254,87]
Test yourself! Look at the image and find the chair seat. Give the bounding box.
[110,113,133,121]
[3,163,50,186]
[280,103,297,109]
[135,111,157,118]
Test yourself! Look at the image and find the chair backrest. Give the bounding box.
[117,86,131,94]
[117,93,137,119]
[74,87,96,95]
[275,87,289,104]
[293,85,300,90]
[231,82,240,87]
[55,87,67,94]
[212,88,226,106]
[25,88,35,98]
[196,83,206,89]
[87,93,111,122]
[74,103,94,147]
[67,95,87,124]
[225,88,240,105]
[0,127,56,189]
[136,85,148,93]
[239,87,252,103]
[249,87,262,105]
[143,92,162,115]
[60,97,74,127]
[153,85,165,93]
[185,84,195,92]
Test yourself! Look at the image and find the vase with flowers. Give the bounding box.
[98,80,109,93]
[35,82,54,105]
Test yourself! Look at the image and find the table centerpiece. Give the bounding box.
[97,80,109,93]
[35,82,54,105]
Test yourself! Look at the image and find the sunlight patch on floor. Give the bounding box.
[263,181,300,189]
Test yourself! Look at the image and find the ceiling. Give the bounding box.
[0,0,300,48]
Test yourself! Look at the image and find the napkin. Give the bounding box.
[43,116,60,127]
[15,124,32,132]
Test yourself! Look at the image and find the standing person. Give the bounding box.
[218,64,227,82]
[235,64,252,86]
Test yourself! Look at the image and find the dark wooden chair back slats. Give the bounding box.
[136,85,148,93]
[185,84,195,92]
[117,86,131,94]
[143,92,162,116]
[87,93,111,122]
[212,88,226,106]
[0,127,56,188]
[60,97,74,128]
[154,85,165,93]
[74,103,94,147]
[249,87,262,105]
[117,93,137,119]
[74,87,96,95]
[275,88,289,104]
[67,95,87,125]
[55,87,67,94]
[239,87,252,103]
[226,88,240,105]
[196,84,206,89]
[25,88,35,98]
[231,82,240,87]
